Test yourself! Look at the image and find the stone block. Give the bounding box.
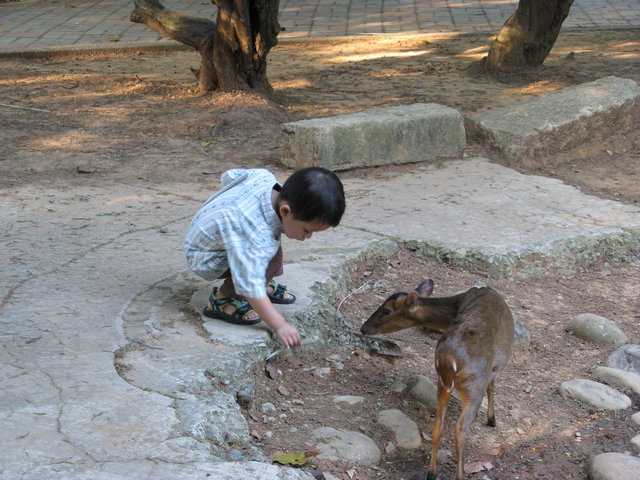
[281,103,465,170]
[465,76,640,167]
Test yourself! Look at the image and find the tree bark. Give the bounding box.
[131,0,279,94]
[483,0,574,71]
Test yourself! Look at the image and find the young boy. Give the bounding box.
[184,167,345,349]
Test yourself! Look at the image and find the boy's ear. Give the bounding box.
[279,203,292,217]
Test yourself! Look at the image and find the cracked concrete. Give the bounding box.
[2,157,639,479]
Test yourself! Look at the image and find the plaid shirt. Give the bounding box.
[184,169,283,298]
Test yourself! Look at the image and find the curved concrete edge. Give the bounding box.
[16,460,316,480]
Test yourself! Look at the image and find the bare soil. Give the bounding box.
[1,29,639,480]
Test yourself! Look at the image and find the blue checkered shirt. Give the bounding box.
[184,169,283,298]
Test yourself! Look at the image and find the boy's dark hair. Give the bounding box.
[280,167,345,227]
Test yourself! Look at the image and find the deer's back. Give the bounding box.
[436,287,515,376]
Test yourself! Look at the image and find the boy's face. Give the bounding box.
[279,203,330,241]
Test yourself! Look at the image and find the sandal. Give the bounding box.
[267,280,296,304]
[202,287,261,325]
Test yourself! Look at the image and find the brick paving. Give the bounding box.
[0,0,638,54]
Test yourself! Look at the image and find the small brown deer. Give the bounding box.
[360,279,515,480]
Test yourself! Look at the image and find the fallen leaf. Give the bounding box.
[107,36,119,42]
[200,141,214,147]
[271,449,318,466]
[277,385,290,396]
[265,359,280,379]
[464,461,494,474]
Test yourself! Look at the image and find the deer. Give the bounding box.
[360,279,515,480]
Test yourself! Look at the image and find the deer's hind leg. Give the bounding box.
[427,381,453,480]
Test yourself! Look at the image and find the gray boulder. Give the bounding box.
[566,313,627,346]
[607,345,640,374]
[558,379,631,410]
[589,452,640,480]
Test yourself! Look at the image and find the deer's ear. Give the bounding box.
[415,279,434,297]
[407,291,419,309]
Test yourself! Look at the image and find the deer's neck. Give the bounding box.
[416,294,464,331]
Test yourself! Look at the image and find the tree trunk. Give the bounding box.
[131,0,279,94]
[483,0,573,71]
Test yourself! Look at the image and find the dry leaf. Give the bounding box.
[271,449,318,466]
[265,359,280,379]
[464,461,494,474]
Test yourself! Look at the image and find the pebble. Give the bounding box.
[314,367,331,378]
[312,427,381,465]
[593,366,640,395]
[377,409,421,449]
[607,344,640,373]
[404,374,438,408]
[227,449,244,461]
[332,395,365,405]
[566,313,627,346]
[589,452,640,480]
[559,379,631,410]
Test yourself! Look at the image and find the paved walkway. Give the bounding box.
[1,2,640,480]
[0,0,639,54]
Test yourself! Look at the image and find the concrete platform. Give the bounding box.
[2,159,638,479]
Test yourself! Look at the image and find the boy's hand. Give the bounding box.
[246,295,301,348]
[276,323,301,348]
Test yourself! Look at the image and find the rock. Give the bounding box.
[631,435,640,455]
[312,427,381,465]
[559,379,631,410]
[589,452,640,480]
[332,395,365,405]
[227,449,245,461]
[593,366,640,395]
[323,473,342,480]
[282,103,465,170]
[566,313,627,346]
[314,367,331,378]
[404,374,438,408]
[631,412,640,426]
[513,312,531,348]
[606,345,640,374]
[377,409,422,449]
[389,377,406,393]
[175,392,250,446]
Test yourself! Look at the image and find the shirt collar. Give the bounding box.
[264,183,283,239]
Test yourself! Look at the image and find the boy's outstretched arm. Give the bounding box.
[246,296,301,348]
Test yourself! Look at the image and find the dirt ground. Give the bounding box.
[1,28,639,480]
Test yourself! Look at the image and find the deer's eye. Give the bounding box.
[382,308,391,316]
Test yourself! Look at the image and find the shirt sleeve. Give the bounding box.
[218,210,272,299]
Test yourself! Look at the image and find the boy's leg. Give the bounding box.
[265,247,295,304]
[217,269,237,298]
[213,270,259,322]
[265,246,284,280]
[217,246,292,302]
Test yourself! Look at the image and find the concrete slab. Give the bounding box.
[2,160,639,479]
[340,158,640,275]
[281,103,465,170]
[465,76,640,167]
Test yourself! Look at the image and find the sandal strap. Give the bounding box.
[209,288,255,320]
[227,298,254,318]
[267,280,287,299]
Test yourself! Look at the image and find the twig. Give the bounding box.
[0,103,51,113]
[337,280,371,312]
